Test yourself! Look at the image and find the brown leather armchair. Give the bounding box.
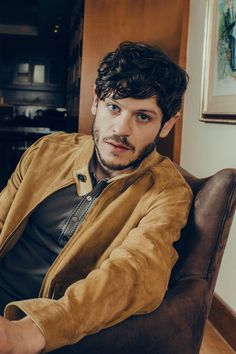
[51,168,236,354]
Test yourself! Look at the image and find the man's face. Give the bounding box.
[91,95,177,177]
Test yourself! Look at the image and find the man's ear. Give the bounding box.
[159,113,180,138]
[91,85,99,115]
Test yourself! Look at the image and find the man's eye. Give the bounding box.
[137,113,151,122]
[107,104,120,112]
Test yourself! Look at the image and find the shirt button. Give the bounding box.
[86,195,92,201]
[72,216,78,222]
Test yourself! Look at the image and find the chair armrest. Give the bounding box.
[50,278,209,354]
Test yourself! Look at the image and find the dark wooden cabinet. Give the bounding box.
[0,25,70,188]
[67,0,84,128]
[0,128,53,191]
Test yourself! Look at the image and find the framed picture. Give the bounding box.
[201,0,236,123]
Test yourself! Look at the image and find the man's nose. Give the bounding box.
[112,113,132,136]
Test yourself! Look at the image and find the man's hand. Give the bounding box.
[0,316,46,354]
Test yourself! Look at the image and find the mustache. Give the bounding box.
[103,135,135,152]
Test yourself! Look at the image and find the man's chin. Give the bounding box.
[95,140,156,173]
[99,159,134,172]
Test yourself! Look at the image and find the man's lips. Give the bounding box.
[105,140,131,151]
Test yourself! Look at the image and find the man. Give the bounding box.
[0,42,192,353]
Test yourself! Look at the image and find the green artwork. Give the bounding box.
[218,0,236,80]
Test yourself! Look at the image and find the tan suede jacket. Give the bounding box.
[0,133,192,352]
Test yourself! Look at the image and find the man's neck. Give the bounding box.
[90,152,130,181]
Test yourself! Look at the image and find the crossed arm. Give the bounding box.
[0,316,45,354]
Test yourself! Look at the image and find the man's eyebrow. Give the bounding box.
[107,98,121,105]
[107,98,160,116]
[137,108,160,115]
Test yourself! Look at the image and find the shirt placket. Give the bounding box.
[59,179,108,246]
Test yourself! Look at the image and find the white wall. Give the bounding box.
[181,0,236,312]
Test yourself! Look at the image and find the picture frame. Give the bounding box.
[201,0,236,123]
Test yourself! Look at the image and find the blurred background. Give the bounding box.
[0,0,81,189]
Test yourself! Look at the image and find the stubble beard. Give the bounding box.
[92,124,157,172]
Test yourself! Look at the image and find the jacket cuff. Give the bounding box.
[4,298,79,353]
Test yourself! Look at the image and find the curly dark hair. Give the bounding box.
[95,42,189,124]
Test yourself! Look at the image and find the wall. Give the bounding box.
[181,0,236,311]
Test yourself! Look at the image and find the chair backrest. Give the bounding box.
[171,167,236,299]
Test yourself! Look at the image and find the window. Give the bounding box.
[18,63,29,74]
[33,64,45,83]
[16,62,30,83]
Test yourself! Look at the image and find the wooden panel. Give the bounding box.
[209,294,236,352]
[79,0,189,160]
[173,0,190,163]
[200,321,235,354]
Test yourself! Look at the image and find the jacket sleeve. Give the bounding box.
[4,176,193,353]
[0,133,63,236]
[0,143,39,236]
